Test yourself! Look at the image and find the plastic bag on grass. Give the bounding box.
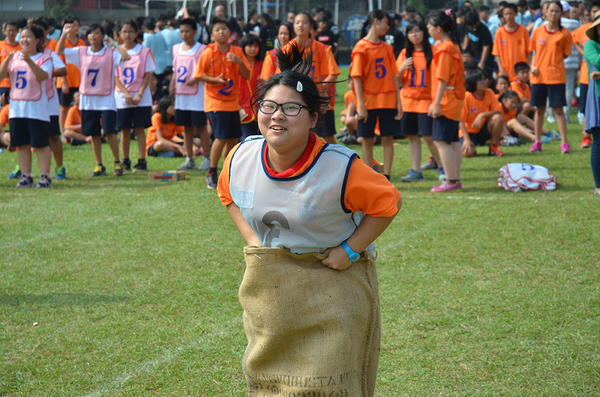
[497,163,557,192]
[240,246,381,397]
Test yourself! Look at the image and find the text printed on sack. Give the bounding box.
[247,370,356,396]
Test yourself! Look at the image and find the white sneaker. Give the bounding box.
[547,115,556,123]
[178,157,196,170]
[197,157,211,170]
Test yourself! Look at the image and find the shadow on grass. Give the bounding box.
[0,293,128,306]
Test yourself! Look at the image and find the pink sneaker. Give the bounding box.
[560,142,571,154]
[431,181,462,193]
[529,141,542,152]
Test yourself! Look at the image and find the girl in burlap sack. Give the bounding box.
[216,44,401,397]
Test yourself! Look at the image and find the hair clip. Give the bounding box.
[445,9,452,16]
[296,81,303,92]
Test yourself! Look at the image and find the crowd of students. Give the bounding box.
[0,0,598,193]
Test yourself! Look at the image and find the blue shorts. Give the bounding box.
[316,110,336,138]
[530,83,567,108]
[357,108,399,138]
[10,118,50,148]
[58,87,79,107]
[49,115,61,136]
[400,112,432,136]
[459,124,491,146]
[241,120,259,141]
[432,115,459,144]
[81,110,117,137]
[175,110,207,127]
[116,106,152,129]
[579,83,588,113]
[207,111,241,140]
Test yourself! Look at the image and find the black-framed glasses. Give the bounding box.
[257,100,309,116]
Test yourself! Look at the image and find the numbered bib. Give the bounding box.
[8,52,51,102]
[79,46,114,96]
[173,43,205,95]
[116,46,150,93]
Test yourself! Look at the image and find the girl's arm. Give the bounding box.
[353,76,368,122]
[322,199,402,271]
[530,51,538,76]
[393,74,403,120]
[428,79,446,118]
[227,203,262,247]
[0,52,14,79]
[22,52,49,81]
[114,77,133,104]
[459,121,474,146]
[197,74,228,85]
[132,72,153,105]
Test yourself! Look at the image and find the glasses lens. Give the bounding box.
[260,100,277,114]
[282,103,301,116]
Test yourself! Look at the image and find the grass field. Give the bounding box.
[1,67,599,396]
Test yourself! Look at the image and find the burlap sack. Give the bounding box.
[240,246,381,397]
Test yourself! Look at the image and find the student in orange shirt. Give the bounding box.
[460,68,505,158]
[340,79,358,139]
[572,1,600,149]
[63,92,91,145]
[0,94,10,148]
[194,17,250,189]
[492,3,531,81]
[56,15,85,134]
[0,22,20,98]
[497,90,539,142]
[146,96,188,157]
[529,0,573,153]
[397,20,441,182]
[427,9,466,192]
[259,22,293,83]
[238,34,263,140]
[284,12,340,144]
[351,10,401,181]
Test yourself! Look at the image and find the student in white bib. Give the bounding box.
[115,20,156,173]
[58,23,130,177]
[170,18,210,171]
[0,25,53,188]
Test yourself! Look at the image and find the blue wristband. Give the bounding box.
[341,240,360,262]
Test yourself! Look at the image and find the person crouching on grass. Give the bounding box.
[194,17,250,189]
[146,95,188,158]
[216,44,401,396]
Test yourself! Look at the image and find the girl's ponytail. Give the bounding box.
[360,9,389,39]
[428,9,460,46]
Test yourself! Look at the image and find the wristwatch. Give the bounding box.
[341,240,360,262]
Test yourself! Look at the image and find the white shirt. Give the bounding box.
[174,42,205,112]
[115,44,156,109]
[48,50,66,116]
[9,52,53,122]
[64,46,124,111]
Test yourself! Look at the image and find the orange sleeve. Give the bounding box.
[350,51,365,78]
[325,46,340,77]
[0,105,8,127]
[563,30,573,57]
[435,50,453,83]
[65,106,80,129]
[343,157,401,217]
[260,53,276,82]
[217,142,242,206]
[194,48,211,79]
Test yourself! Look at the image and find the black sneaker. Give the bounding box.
[132,159,147,173]
[206,171,218,189]
[16,175,34,188]
[91,164,107,177]
[36,174,52,188]
[122,158,132,171]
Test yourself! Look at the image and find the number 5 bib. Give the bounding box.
[78,46,114,96]
[116,46,150,93]
[9,51,52,101]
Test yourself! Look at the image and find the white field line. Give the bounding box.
[82,317,242,397]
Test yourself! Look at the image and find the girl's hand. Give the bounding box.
[214,74,228,85]
[400,57,413,72]
[132,94,141,105]
[395,107,403,121]
[21,52,31,62]
[4,52,14,64]
[185,77,197,86]
[62,23,74,36]
[321,246,352,271]
[104,36,116,47]
[358,107,368,122]
[124,92,133,105]
[472,114,484,129]
[61,84,70,94]
[225,52,241,64]
[530,66,539,77]
[428,103,442,118]
[591,71,600,80]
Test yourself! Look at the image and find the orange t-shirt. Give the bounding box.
[431,40,465,121]
[492,25,530,81]
[497,101,517,124]
[0,40,20,88]
[44,39,58,52]
[344,90,357,109]
[281,39,340,109]
[0,104,9,127]
[572,22,591,85]
[65,105,81,131]
[146,112,185,150]
[460,89,499,135]
[218,133,400,217]
[397,49,432,114]
[529,26,572,85]
[350,39,398,110]
[239,59,263,123]
[57,37,86,90]
[259,49,278,83]
[510,80,531,102]
[194,43,250,112]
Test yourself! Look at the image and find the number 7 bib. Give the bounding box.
[79,46,114,96]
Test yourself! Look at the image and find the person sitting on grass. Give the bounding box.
[0,91,11,149]
[494,74,510,98]
[146,95,189,158]
[63,92,91,146]
[498,90,558,144]
[338,78,358,144]
[460,68,506,158]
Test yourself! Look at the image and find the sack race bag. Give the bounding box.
[240,246,381,397]
[497,163,557,192]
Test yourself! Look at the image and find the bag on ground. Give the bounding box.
[240,246,381,397]
[497,163,557,192]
